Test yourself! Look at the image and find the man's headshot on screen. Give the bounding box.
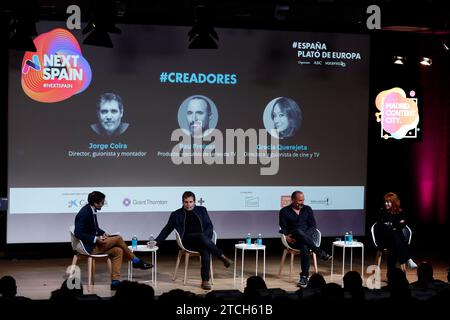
[178,95,218,137]
[90,93,129,137]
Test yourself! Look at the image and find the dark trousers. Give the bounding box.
[382,230,411,269]
[290,229,323,277]
[183,233,223,281]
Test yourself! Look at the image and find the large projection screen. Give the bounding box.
[7,22,370,243]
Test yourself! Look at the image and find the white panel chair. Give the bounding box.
[69,225,112,291]
[371,222,412,271]
[278,229,321,279]
[173,230,217,285]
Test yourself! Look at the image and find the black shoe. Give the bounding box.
[297,276,308,287]
[320,253,332,262]
[110,281,121,290]
[221,256,233,268]
[132,259,153,270]
[201,281,212,290]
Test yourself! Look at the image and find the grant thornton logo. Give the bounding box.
[21,28,92,103]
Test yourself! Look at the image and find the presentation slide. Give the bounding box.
[7,22,370,243]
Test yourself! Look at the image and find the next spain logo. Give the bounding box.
[375,87,419,139]
[21,28,92,103]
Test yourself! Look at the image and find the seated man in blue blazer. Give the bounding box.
[74,191,152,290]
[154,191,233,290]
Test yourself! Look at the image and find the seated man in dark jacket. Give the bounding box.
[155,191,232,290]
[279,190,331,287]
[74,191,152,290]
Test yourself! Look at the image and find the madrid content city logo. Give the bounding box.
[21,28,92,103]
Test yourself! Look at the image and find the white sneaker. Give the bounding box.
[407,259,417,269]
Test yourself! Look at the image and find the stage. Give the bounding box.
[1,249,448,299]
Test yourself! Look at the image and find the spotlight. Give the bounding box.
[188,28,218,49]
[82,21,121,35]
[393,56,405,65]
[188,5,218,49]
[9,18,37,52]
[419,57,432,66]
[442,42,449,51]
[274,3,290,21]
[83,28,113,48]
[82,13,121,48]
[82,23,121,48]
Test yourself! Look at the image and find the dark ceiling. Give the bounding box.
[2,0,450,33]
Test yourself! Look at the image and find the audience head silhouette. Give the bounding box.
[387,267,411,300]
[417,262,434,282]
[50,279,84,302]
[306,273,326,289]
[0,276,17,298]
[343,271,363,292]
[112,281,154,303]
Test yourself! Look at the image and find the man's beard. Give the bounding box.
[189,121,206,136]
[102,122,120,135]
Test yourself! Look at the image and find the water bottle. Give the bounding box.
[132,235,138,249]
[344,232,350,244]
[348,231,353,243]
[246,233,252,245]
[148,234,155,248]
[257,233,263,245]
